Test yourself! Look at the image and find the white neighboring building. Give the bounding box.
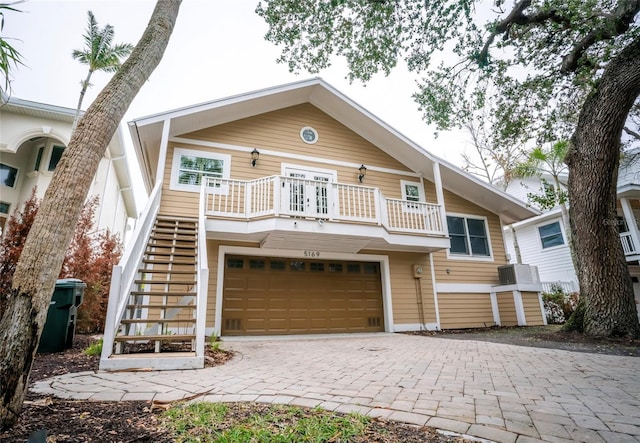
[504,206,577,293]
[0,96,138,242]
[503,159,640,319]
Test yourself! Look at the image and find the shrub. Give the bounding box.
[542,284,580,324]
[0,189,40,317]
[0,190,122,331]
[60,197,122,333]
[543,296,566,324]
[84,339,103,356]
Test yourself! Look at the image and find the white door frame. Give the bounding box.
[213,245,393,336]
[281,164,337,218]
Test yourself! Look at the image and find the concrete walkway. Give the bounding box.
[31,334,640,443]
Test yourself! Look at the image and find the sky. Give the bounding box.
[2,0,472,208]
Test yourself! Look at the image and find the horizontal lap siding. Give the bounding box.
[521,291,544,326]
[160,105,440,216]
[384,252,435,327]
[433,190,507,284]
[496,291,517,326]
[438,293,495,329]
[187,104,409,171]
[512,218,576,283]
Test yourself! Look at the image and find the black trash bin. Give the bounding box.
[38,278,86,353]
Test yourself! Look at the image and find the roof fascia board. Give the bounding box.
[438,156,537,215]
[6,97,79,119]
[130,78,324,128]
[509,206,563,229]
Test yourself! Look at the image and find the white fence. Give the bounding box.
[541,281,578,294]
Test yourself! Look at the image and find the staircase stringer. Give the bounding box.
[101,182,162,364]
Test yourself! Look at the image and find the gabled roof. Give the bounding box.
[129,78,537,224]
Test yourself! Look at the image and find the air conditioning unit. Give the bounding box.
[498,264,540,285]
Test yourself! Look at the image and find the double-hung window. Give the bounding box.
[446,215,491,258]
[170,147,231,192]
[538,221,564,249]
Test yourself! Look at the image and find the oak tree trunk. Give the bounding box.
[0,0,181,429]
[565,33,640,338]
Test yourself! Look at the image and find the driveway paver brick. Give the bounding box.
[30,334,640,443]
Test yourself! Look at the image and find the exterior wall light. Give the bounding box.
[358,164,367,183]
[251,148,260,167]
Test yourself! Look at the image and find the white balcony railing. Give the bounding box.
[620,231,638,256]
[203,176,445,235]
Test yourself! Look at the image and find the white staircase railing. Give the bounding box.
[101,181,162,364]
[195,181,209,360]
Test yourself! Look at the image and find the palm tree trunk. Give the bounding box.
[0,0,181,430]
[72,70,94,132]
[565,33,640,338]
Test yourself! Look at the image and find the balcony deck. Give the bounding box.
[201,176,449,253]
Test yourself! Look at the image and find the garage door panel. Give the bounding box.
[225,277,246,290]
[246,297,267,309]
[223,257,384,335]
[247,279,268,290]
[268,297,288,309]
[289,299,307,309]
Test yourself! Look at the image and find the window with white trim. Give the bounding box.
[34,146,45,171]
[401,180,424,202]
[0,163,18,188]
[47,145,65,171]
[538,221,564,249]
[170,147,231,192]
[446,215,490,257]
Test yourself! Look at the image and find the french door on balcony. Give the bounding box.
[283,168,333,218]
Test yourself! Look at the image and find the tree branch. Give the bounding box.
[479,0,640,74]
[561,0,640,73]
[624,125,640,140]
[478,0,570,65]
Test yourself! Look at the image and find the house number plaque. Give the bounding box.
[304,250,321,258]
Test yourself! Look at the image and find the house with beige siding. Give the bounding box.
[100,79,542,370]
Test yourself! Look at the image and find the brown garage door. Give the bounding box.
[222,256,384,335]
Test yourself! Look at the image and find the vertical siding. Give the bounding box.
[521,291,545,325]
[496,291,518,326]
[438,293,495,329]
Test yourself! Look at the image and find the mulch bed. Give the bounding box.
[405,324,640,357]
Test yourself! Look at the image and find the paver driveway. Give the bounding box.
[32,333,640,442]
